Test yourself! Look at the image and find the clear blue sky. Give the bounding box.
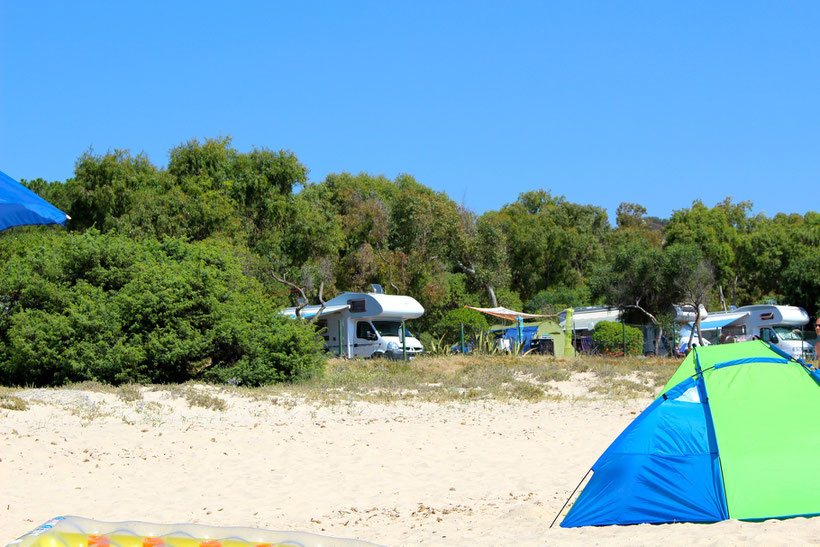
[2,2,819,222]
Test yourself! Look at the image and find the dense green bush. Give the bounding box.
[592,321,644,356]
[0,230,325,387]
[432,308,490,345]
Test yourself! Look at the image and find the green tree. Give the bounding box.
[782,246,820,319]
[454,209,511,307]
[664,198,751,307]
[527,285,592,314]
[497,190,608,301]
[64,149,159,232]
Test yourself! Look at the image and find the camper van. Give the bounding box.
[558,306,622,334]
[679,304,815,360]
[280,290,425,359]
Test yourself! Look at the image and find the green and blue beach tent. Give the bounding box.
[561,340,820,527]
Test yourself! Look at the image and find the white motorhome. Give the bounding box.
[679,304,815,360]
[558,306,622,334]
[280,290,425,359]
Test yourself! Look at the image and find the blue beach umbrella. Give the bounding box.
[0,170,68,231]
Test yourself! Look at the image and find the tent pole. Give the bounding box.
[550,468,592,529]
[402,320,407,361]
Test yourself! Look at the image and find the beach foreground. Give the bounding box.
[2,378,819,546]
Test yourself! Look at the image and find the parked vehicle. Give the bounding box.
[678,304,815,360]
[558,306,622,335]
[281,289,425,359]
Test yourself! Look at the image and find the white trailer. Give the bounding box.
[281,290,425,359]
[679,304,815,360]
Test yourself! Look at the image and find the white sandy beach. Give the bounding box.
[3,382,820,546]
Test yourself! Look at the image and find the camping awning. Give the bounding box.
[280,304,349,319]
[687,313,748,330]
[465,306,555,322]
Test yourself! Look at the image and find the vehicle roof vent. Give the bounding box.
[370,284,384,294]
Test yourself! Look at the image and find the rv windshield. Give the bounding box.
[372,321,412,339]
[773,326,804,341]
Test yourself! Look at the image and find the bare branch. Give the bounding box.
[622,301,662,355]
[621,303,658,325]
[375,249,400,295]
[456,260,476,276]
[269,270,309,318]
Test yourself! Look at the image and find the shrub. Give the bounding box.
[0,230,325,386]
[432,308,489,345]
[592,321,643,356]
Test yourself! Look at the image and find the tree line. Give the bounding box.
[3,136,817,385]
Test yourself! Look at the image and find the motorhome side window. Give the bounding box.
[349,299,366,313]
[357,322,376,339]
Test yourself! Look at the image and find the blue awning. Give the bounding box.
[280,304,349,319]
[687,314,748,330]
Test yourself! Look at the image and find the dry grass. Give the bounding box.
[1,354,684,412]
[182,387,228,411]
[0,391,28,411]
[243,353,681,405]
[59,380,118,394]
[117,383,143,402]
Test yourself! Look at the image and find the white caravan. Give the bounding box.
[558,306,622,334]
[281,290,425,359]
[680,304,815,360]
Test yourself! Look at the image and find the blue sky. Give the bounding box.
[2,2,818,222]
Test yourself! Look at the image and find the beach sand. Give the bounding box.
[2,382,819,546]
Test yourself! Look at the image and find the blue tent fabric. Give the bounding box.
[687,316,745,330]
[0,170,67,231]
[500,325,538,353]
[561,377,728,527]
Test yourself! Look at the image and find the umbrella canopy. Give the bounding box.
[0,170,68,231]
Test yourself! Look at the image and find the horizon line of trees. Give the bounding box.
[1,135,816,384]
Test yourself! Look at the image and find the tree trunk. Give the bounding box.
[687,308,698,351]
[732,276,738,308]
[488,284,498,307]
[622,302,661,355]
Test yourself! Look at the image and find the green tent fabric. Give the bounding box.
[561,340,820,526]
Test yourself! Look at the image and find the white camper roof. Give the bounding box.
[326,292,424,320]
[559,306,622,331]
[733,305,809,326]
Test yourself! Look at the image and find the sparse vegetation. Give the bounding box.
[0,392,28,411]
[0,354,685,413]
[117,383,143,402]
[245,354,680,404]
[183,387,227,411]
